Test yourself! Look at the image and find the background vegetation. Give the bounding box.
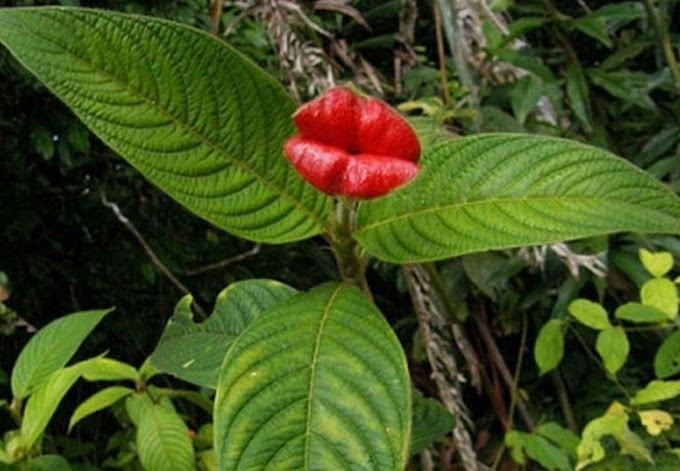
[1,0,680,469]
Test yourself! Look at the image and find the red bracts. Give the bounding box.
[284,87,421,199]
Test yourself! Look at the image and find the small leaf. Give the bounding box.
[505,430,529,464]
[11,309,111,399]
[655,330,680,379]
[615,303,668,324]
[355,134,680,263]
[510,75,543,125]
[639,410,673,436]
[639,249,674,277]
[566,64,592,130]
[534,319,564,375]
[571,15,611,48]
[525,434,571,471]
[69,386,134,431]
[27,455,71,471]
[137,402,195,471]
[151,279,297,388]
[588,69,655,110]
[596,327,629,375]
[20,359,96,450]
[536,422,579,456]
[632,380,680,405]
[410,391,455,455]
[576,414,626,470]
[568,299,611,330]
[641,278,678,319]
[214,283,411,470]
[81,358,139,382]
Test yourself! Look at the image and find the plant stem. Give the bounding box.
[7,398,22,427]
[643,0,680,95]
[327,199,373,300]
[552,370,578,433]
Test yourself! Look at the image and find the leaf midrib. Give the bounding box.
[357,193,679,234]
[2,9,327,229]
[303,285,343,469]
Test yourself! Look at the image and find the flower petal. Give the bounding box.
[340,154,419,199]
[284,136,349,195]
[356,99,420,163]
[293,88,359,152]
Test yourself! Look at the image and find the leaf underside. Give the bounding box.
[0,7,331,243]
[356,134,680,263]
[214,283,411,470]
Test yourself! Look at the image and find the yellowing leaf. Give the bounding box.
[639,249,674,278]
[639,410,673,436]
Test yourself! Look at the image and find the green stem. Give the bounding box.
[552,370,578,433]
[327,199,373,300]
[643,0,680,95]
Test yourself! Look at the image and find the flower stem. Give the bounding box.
[327,199,373,300]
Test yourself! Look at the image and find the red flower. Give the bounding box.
[284,87,421,199]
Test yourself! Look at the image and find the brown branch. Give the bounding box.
[100,191,207,320]
[210,0,223,36]
[184,244,261,276]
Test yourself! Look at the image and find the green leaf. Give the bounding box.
[639,249,674,277]
[214,283,411,470]
[568,299,611,330]
[534,319,564,375]
[151,279,297,388]
[571,15,611,48]
[536,422,579,456]
[69,386,134,431]
[137,402,195,471]
[20,359,96,450]
[510,75,543,125]
[27,455,71,471]
[591,2,644,22]
[11,309,111,399]
[641,278,678,319]
[566,64,592,130]
[355,134,680,263]
[615,303,669,324]
[596,326,629,375]
[410,391,454,455]
[576,414,626,470]
[655,331,680,378]
[81,358,139,383]
[588,69,655,110]
[632,380,680,405]
[0,7,331,243]
[505,430,528,464]
[525,434,571,471]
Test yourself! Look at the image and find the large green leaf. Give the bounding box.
[151,279,297,388]
[214,283,411,470]
[0,7,331,243]
[356,134,680,263]
[11,309,111,399]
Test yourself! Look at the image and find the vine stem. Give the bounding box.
[642,0,680,95]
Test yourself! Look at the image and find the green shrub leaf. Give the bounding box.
[214,283,411,470]
[568,299,611,330]
[81,358,139,383]
[11,309,111,399]
[596,327,629,375]
[639,249,674,278]
[20,359,97,450]
[410,391,454,455]
[69,386,134,432]
[632,380,680,405]
[655,331,680,379]
[355,134,680,263]
[641,278,678,319]
[0,7,331,243]
[614,303,669,324]
[151,279,297,388]
[534,319,565,375]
